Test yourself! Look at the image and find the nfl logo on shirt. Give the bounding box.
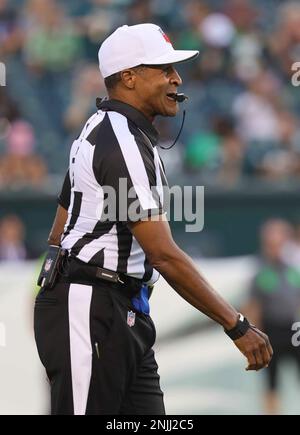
[127,311,136,327]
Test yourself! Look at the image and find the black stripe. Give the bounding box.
[63,191,82,238]
[159,157,168,187]
[57,170,71,210]
[159,155,166,173]
[88,248,104,267]
[127,121,161,209]
[142,257,153,283]
[92,113,133,188]
[70,220,115,259]
[86,122,101,146]
[128,121,155,186]
[158,160,169,209]
[116,222,133,274]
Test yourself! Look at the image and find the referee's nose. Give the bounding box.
[170,66,182,87]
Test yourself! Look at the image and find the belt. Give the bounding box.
[64,256,152,299]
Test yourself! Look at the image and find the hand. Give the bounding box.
[233,326,273,371]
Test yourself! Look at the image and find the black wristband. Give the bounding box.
[224,313,250,341]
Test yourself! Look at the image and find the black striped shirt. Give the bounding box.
[58,99,168,284]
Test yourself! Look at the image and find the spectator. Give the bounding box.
[76,0,120,61]
[255,110,300,180]
[0,88,19,141]
[243,219,300,414]
[126,0,154,25]
[233,69,282,144]
[225,0,262,82]
[64,63,105,134]
[23,0,82,74]
[184,116,245,187]
[282,221,300,270]
[214,117,245,186]
[268,1,300,79]
[0,88,19,123]
[0,0,23,57]
[22,0,84,132]
[177,0,209,51]
[0,214,27,261]
[0,120,47,187]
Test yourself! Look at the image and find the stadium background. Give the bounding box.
[1,0,300,414]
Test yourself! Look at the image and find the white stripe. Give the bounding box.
[61,137,105,250]
[149,268,160,284]
[61,215,98,250]
[126,236,146,278]
[68,283,93,415]
[63,139,80,234]
[108,112,158,210]
[127,237,160,283]
[79,111,104,141]
[76,224,119,269]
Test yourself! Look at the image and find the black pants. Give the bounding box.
[34,280,165,415]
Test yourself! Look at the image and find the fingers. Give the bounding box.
[245,349,258,371]
[251,327,274,361]
[254,328,273,358]
[245,347,265,371]
[235,327,273,371]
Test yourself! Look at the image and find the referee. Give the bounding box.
[34,23,273,415]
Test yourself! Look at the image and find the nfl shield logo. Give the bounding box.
[127,311,136,328]
[44,258,53,272]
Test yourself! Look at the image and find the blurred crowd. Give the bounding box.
[1,0,300,188]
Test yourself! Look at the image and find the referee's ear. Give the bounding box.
[120,69,137,90]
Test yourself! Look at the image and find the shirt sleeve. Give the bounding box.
[57,170,71,210]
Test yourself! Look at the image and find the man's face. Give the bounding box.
[132,64,183,120]
[261,222,291,261]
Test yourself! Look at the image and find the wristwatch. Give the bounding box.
[224,313,250,341]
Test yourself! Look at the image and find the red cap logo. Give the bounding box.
[159,28,171,44]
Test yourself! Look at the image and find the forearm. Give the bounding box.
[47,205,68,246]
[152,246,238,330]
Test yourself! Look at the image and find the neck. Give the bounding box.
[108,92,155,122]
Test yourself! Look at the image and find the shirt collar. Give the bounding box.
[97,98,159,146]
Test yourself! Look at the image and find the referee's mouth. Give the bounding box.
[166,93,178,102]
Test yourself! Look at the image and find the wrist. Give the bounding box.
[222,313,240,331]
[224,313,250,341]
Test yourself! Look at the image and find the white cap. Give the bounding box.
[98,23,199,78]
